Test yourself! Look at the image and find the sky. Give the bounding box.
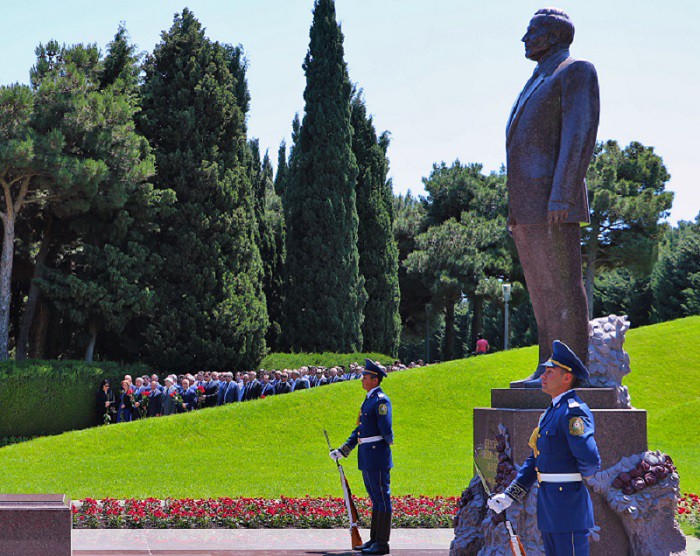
[1,0,698,224]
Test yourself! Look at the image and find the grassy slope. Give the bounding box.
[0,316,697,498]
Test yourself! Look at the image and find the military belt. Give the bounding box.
[537,472,582,483]
[358,435,383,444]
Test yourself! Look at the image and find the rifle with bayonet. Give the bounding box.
[474,455,527,556]
[324,429,362,549]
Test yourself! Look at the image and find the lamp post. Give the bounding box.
[502,283,511,351]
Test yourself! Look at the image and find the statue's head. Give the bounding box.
[522,8,575,61]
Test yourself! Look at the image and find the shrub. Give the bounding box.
[0,360,145,436]
[259,352,392,371]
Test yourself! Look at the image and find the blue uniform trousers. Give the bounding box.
[362,469,391,513]
[542,530,589,556]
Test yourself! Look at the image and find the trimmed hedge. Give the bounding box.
[0,360,145,437]
[259,352,392,371]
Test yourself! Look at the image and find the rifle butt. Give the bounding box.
[351,526,363,549]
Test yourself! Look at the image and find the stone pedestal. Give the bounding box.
[474,389,647,556]
[0,494,72,556]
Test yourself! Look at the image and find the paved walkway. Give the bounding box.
[73,528,454,555]
[72,529,699,555]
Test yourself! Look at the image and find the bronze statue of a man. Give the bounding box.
[506,8,599,387]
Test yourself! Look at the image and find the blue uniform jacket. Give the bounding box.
[343,388,393,471]
[510,390,601,533]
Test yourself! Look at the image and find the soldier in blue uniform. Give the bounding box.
[488,340,601,555]
[330,359,394,555]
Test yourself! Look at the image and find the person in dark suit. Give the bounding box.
[261,372,276,397]
[162,377,179,416]
[506,8,599,386]
[146,380,163,417]
[276,372,293,395]
[244,371,263,400]
[96,379,117,425]
[217,374,229,406]
[315,368,329,387]
[181,378,198,411]
[222,373,240,404]
[117,380,134,423]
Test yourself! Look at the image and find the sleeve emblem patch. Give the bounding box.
[378,403,388,415]
[569,416,585,436]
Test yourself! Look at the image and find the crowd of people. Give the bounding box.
[96,360,425,424]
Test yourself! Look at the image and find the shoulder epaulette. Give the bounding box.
[568,398,580,408]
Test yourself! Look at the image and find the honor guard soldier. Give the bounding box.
[330,359,394,555]
[488,340,601,556]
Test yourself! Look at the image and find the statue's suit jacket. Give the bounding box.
[506,51,600,226]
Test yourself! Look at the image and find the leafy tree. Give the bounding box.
[351,91,400,356]
[139,9,267,371]
[594,268,652,327]
[650,216,700,322]
[27,29,167,362]
[393,192,432,359]
[0,36,155,361]
[282,0,365,352]
[404,162,510,360]
[583,140,673,316]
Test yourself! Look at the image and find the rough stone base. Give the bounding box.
[0,494,72,556]
[472,405,647,556]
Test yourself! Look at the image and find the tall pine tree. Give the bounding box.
[282,0,364,352]
[351,91,400,356]
[139,9,267,371]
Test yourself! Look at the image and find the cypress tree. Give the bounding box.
[139,9,267,371]
[282,0,364,352]
[351,91,401,356]
[274,140,288,197]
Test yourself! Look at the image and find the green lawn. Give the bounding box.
[0,316,697,499]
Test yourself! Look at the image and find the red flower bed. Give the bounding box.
[678,492,700,536]
[72,496,459,529]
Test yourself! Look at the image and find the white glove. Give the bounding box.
[329,449,344,461]
[487,493,513,514]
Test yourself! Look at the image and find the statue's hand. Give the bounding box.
[547,209,569,224]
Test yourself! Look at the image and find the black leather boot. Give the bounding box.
[354,509,377,551]
[361,511,391,554]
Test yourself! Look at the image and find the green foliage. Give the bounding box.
[583,140,673,316]
[404,162,510,360]
[0,359,144,436]
[0,317,696,498]
[260,351,391,370]
[274,140,288,197]
[139,9,267,371]
[351,90,400,356]
[249,141,285,351]
[594,268,653,326]
[651,216,700,322]
[0,32,158,361]
[282,0,364,352]
[393,193,431,343]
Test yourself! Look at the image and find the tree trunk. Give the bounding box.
[443,300,456,361]
[16,216,53,360]
[585,237,598,318]
[0,214,16,360]
[470,294,484,353]
[85,320,98,362]
[29,297,50,359]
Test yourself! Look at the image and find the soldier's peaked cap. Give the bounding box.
[363,358,387,379]
[543,340,589,380]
